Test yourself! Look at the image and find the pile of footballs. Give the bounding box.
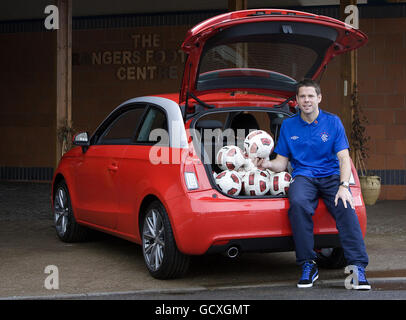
[214,130,292,196]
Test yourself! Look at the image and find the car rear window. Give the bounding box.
[199,41,317,81]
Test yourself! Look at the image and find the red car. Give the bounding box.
[52,9,368,279]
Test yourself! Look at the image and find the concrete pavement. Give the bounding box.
[0,181,405,299]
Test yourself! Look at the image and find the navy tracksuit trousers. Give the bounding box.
[288,175,369,267]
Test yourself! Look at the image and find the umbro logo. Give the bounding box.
[290,136,299,140]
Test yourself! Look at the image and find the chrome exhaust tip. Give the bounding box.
[226,246,239,258]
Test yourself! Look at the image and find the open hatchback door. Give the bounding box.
[179,8,368,104]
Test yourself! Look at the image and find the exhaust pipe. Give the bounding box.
[226,246,240,258]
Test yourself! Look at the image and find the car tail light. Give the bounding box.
[184,172,199,190]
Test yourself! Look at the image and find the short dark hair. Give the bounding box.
[296,79,321,96]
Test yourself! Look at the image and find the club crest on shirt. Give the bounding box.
[320,131,329,142]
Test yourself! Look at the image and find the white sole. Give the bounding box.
[297,274,319,288]
[352,283,371,290]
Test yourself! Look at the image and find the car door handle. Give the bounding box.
[108,163,119,172]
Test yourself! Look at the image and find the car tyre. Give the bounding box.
[315,247,347,269]
[142,201,190,279]
[53,181,90,242]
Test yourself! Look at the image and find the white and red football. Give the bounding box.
[241,169,270,196]
[237,156,257,180]
[216,146,231,170]
[242,156,256,172]
[265,169,275,177]
[216,145,246,171]
[269,171,292,196]
[215,170,242,196]
[244,130,274,159]
[236,167,247,180]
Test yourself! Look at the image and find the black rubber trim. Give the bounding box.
[206,234,341,254]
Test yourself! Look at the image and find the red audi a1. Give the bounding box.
[52,9,368,279]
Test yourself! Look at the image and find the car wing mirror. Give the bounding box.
[72,132,90,152]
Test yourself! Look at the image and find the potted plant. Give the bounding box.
[350,83,381,205]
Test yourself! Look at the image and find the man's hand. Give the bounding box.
[252,154,289,173]
[253,157,269,170]
[335,186,354,209]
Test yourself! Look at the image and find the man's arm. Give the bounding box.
[335,148,354,209]
[253,154,289,173]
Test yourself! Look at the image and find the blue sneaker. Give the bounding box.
[297,260,319,288]
[351,265,371,290]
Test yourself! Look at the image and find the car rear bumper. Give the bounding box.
[165,188,366,255]
[205,234,342,255]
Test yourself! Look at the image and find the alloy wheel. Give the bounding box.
[142,209,165,271]
[54,187,69,236]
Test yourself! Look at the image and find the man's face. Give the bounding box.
[296,86,322,116]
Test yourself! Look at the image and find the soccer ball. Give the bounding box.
[216,146,231,170]
[216,146,246,171]
[242,157,256,171]
[244,130,274,159]
[241,169,271,196]
[215,170,242,196]
[265,169,275,177]
[237,156,257,180]
[236,167,247,180]
[269,171,292,196]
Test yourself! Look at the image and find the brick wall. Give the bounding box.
[322,17,406,200]
[72,25,190,134]
[0,32,56,169]
[358,17,406,200]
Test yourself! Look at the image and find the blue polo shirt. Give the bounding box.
[274,109,349,178]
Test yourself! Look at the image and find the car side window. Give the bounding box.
[136,106,168,143]
[99,108,145,145]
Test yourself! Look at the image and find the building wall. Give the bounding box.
[359,17,406,200]
[0,31,56,172]
[321,17,406,200]
[0,9,405,199]
[72,25,190,134]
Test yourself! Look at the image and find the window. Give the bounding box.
[199,42,317,81]
[99,107,144,145]
[136,107,168,143]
